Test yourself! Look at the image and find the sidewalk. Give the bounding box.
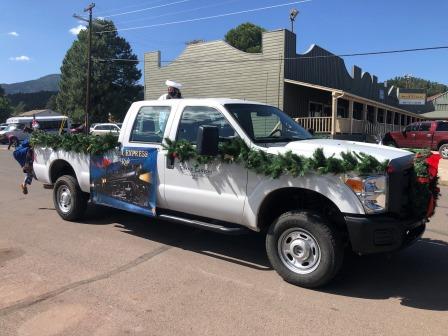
[439,158,448,185]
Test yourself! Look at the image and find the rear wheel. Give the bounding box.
[266,211,343,288]
[53,175,88,221]
[439,143,448,159]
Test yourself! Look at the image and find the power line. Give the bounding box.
[98,0,313,34]
[112,0,240,27]
[101,0,194,18]
[93,45,448,64]
[96,0,166,16]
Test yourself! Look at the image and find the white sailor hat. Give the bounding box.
[165,80,182,89]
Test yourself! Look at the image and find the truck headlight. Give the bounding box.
[344,175,388,214]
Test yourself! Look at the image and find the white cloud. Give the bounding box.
[9,55,31,62]
[69,25,86,35]
[8,31,19,37]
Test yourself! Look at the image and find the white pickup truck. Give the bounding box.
[33,99,426,288]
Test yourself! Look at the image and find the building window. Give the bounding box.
[377,109,385,123]
[394,113,399,125]
[401,115,406,126]
[367,106,375,122]
[353,102,364,120]
[386,111,393,124]
[309,102,323,117]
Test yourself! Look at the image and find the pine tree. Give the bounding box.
[0,86,12,123]
[56,20,141,123]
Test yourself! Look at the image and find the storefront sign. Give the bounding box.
[399,93,426,105]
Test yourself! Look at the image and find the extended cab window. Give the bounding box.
[176,106,236,143]
[419,123,431,131]
[436,122,448,131]
[130,106,171,143]
[405,123,419,132]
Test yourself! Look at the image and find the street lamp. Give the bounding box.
[290,8,299,33]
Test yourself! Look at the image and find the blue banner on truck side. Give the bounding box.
[90,147,157,217]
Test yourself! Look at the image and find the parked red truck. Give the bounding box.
[382,120,448,159]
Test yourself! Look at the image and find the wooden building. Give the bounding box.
[144,29,426,140]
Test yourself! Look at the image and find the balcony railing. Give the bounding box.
[295,117,332,133]
[295,116,404,135]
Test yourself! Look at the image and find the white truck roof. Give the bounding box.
[133,98,268,106]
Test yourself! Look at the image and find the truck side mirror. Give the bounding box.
[197,125,219,156]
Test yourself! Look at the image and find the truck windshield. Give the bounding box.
[225,104,312,143]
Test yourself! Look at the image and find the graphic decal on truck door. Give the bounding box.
[90,147,157,217]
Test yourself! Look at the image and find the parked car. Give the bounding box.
[90,123,121,136]
[382,120,448,159]
[33,98,426,288]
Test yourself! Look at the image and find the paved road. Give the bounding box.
[0,145,447,336]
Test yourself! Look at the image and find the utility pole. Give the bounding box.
[84,3,95,134]
[73,3,95,134]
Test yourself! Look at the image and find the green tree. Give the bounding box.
[46,94,57,110]
[224,22,266,53]
[56,20,141,123]
[12,101,26,115]
[0,86,12,122]
[386,76,448,97]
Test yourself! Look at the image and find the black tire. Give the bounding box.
[53,175,88,221]
[383,139,397,147]
[266,211,343,288]
[439,143,448,160]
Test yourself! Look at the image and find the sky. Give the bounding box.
[1,0,447,85]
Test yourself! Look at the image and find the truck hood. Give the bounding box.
[267,138,414,162]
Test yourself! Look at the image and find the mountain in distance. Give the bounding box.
[1,74,61,94]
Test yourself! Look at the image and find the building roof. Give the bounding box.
[420,110,448,119]
[18,109,60,117]
[427,92,447,102]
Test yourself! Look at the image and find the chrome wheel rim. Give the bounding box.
[441,146,448,159]
[57,185,72,214]
[278,228,321,274]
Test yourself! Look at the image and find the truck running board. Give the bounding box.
[158,214,249,235]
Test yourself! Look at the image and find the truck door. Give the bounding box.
[90,105,172,216]
[414,122,433,149]
[402,122,419,148]
[163,105,247,224]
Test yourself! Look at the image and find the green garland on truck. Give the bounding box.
[163,138,440,218]
[407,149,440,218]
[30,131,119,155]
[163,138,389,178]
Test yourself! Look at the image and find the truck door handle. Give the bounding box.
[411,134,416,137]
[426,134,431,138]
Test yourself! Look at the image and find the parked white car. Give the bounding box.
[90,123,120,136]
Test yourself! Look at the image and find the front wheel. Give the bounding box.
[266,211,343,288]
[53,175,88,221]
[439,143,448,159]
